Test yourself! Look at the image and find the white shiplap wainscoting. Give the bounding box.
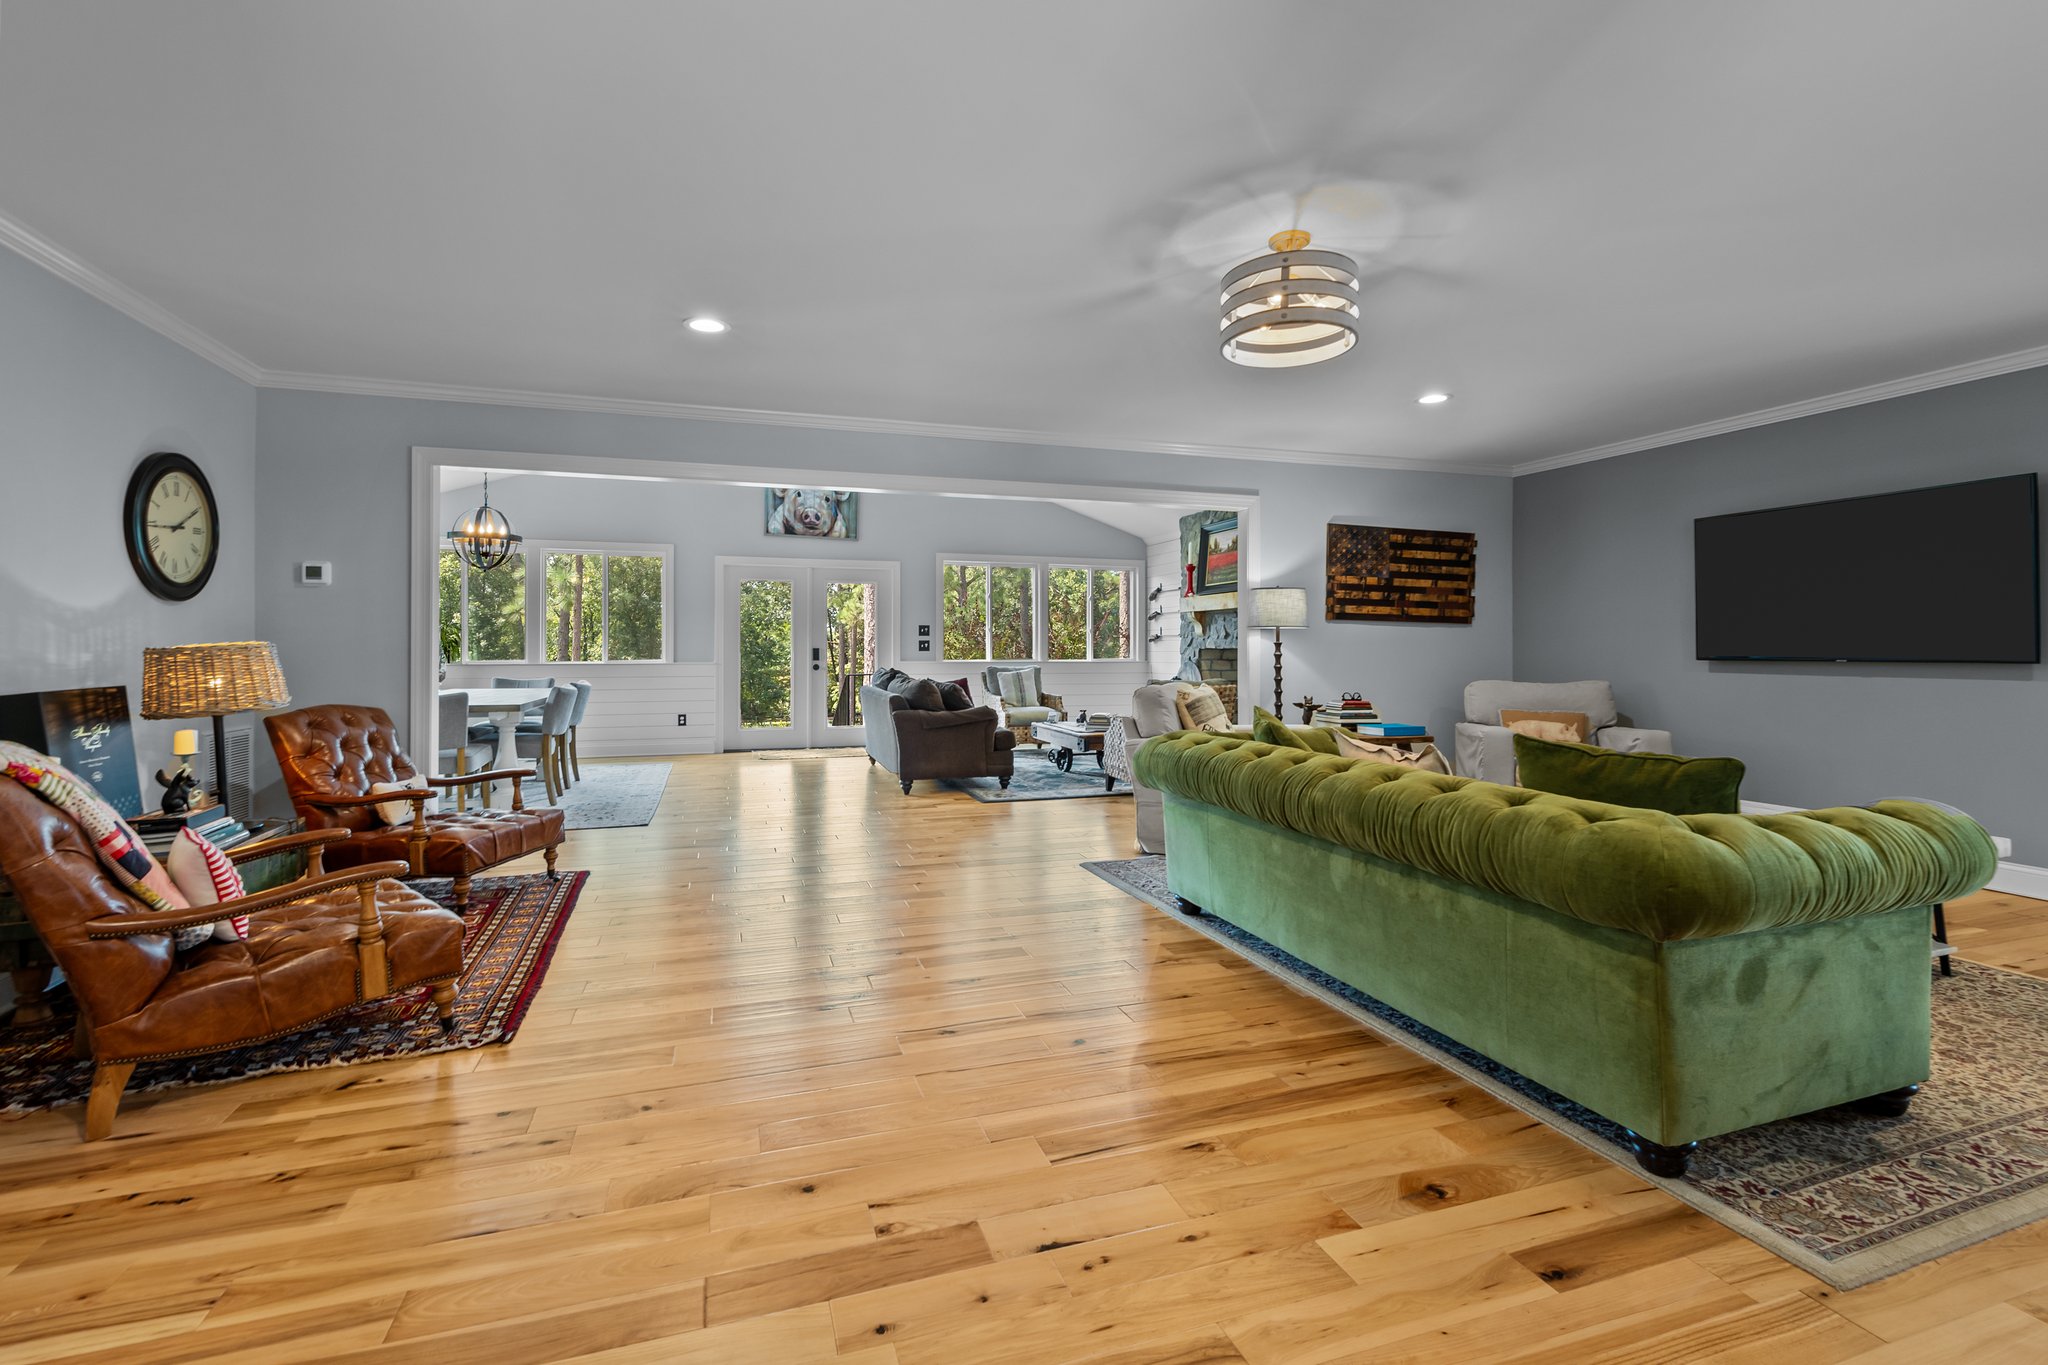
[1144,538,1182,681]
[1028,662,1154,721]
[441,662,718,757]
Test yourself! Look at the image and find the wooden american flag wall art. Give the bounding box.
[1324,522,1477,623]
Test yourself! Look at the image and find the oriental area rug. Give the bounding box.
[0,870,584,1119]
[1085,854,2048,1290]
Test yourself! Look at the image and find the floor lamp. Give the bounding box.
[1244,587,1308,711]
[140,641,292,818]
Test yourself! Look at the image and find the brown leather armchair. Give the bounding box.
[0,778,465,1140]
[266,704,566,910]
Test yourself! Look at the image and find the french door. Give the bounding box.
[719,560,897,750]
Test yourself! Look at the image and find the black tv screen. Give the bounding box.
[1694,473,2040,663]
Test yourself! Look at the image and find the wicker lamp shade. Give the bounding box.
[140,641,292,719]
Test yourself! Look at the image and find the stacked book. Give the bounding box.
[1349,722,1428,738]
[1312,704,1379,726]
[134,804,251,857]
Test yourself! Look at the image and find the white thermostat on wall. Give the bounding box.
[298,562,334,586]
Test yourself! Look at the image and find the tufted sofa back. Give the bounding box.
[0,777,174,1026]
[265,704,421,832]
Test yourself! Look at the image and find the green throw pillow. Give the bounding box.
[1512,733,1744,815]
[1252,707,1341,754]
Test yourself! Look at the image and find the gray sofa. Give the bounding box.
[861,674,1016,794]
[1453,679,1673,782]
[1107,680,1249,854]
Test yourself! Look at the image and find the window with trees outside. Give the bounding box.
[1047,565,1134,660]
[939,556,1139,662]
[439,542,667,664]
[942,561,1036,661]
[545,551,664,662]
[439,549,527,663]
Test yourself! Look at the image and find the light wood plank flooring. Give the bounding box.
[1,752,2044,1364]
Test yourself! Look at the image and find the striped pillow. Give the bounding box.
[0,742,207,949]
[166,828,250,942]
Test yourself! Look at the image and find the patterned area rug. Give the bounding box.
[1084,854,2048,1289]
[551,762,669,829]
[943,751,1131,802]
[0,871,585,1120]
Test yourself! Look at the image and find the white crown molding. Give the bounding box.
[0,208,265,385]
[1513,341,2048,477]
[262,369,1513,476]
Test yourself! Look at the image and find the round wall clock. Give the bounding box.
[123,451,219,601]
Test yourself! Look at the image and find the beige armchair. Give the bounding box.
[1453,680,1673,782]
[1106,679,1245,854]
[980,666,1065,749]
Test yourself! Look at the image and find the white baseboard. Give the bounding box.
[1988,861,2048,902]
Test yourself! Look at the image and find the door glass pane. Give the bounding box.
[1091,568,1131,660]
[1046,566,1087,660]
[942,562,987,659]
[989,565,1035,660]
[466,551,526,661]
[605,554,664,660]
[825,580,877,726]
[545,552,602,662]
[738,579,794,729]
[437,551,464,666]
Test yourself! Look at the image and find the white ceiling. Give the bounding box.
[6,1,2048,473]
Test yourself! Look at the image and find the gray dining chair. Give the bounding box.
[514,685,577,804]
[492,675,556,690]
[566,680,593,782]
[436,690,497,812]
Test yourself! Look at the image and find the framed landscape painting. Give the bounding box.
[1194,514,1239,594]
[764,488,859,539]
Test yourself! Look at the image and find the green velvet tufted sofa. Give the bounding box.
[1133,732,1997,1177]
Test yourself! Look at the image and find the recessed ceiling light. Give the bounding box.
[686,317,729,334]
[1417,390,1451,405]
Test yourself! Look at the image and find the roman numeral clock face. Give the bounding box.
[124,453,219,600]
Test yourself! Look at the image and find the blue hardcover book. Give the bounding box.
[1359,723,1426,736]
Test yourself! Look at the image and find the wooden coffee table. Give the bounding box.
[1031,721,1114,790]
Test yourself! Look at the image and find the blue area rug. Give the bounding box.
[550,761,670,829]
[1083,854,2048,1289]
[942,750,1129,802]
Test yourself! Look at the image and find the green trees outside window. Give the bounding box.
[942,561,1035,661]
[1048,565,1132,661]
[738,579,793,728]
[439,546,662,665]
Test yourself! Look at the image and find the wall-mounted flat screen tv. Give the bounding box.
[1694,473,2040,663]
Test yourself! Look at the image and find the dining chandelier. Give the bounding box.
[1219,229,1360,368]
[445,472,523,572]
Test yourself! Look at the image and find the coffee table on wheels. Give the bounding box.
[1031,721,1114,790]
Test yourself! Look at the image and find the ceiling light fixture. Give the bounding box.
[445,472,523,572]
[686,316,729,334]
[1220,230,1360,368]
[1418,391,1451,405]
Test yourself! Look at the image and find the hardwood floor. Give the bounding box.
[2,752,2045,1363]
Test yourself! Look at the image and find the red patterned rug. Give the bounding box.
[0,870,584,1119]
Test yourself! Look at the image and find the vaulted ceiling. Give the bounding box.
[5,1,2048,472]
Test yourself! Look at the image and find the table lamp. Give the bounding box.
[140,641,291,817]
[1244,587,1308,710]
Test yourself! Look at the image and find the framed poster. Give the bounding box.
[1193,514,1239,594]
[765,488,859,539]
[0,686,146,816]
[1325,523,1476,623]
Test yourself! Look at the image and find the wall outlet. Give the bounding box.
[676,713,687,726]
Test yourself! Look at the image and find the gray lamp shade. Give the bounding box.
[1246,587,1309,629]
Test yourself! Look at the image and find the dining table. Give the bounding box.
[443,687,550,800]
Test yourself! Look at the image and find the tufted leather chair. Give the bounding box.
[0,777,465,1140]
[265,704,566,910]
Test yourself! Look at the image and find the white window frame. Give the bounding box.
[1046,562,1139,662]
[442,539,674,665]
[935,553,1144,664]
[439,546,531,665]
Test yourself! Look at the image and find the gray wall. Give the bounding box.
[1515,367,2048,860]
[435,473,1146,662]
[256,388,1515,781]
[0,246,257,798]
